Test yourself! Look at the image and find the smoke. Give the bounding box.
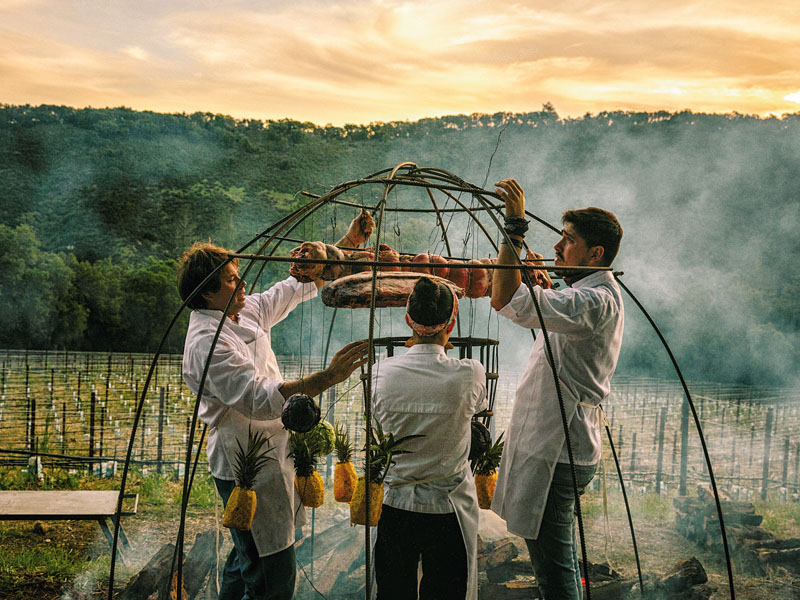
[266,112,800,389]
[441,113,800,387]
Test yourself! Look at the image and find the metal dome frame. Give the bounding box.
[105,162,736,600]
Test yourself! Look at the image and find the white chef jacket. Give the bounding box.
[372,344,487,513]
[492,270,624,540]
[182,276,317,556]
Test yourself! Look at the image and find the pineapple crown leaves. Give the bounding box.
[362,420,424,485]
[334,421,353,463]
[233,428,276,489]
[288,431,319,478]
[472,431,505,476]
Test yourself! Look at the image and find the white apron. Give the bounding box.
[215,408,306,556]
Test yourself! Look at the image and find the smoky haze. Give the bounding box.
[468,114,800,387]
[293,112,800,388]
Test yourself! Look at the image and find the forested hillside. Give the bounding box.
[0,104,798,386]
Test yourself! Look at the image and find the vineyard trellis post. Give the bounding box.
[781,437,790,493]
[761,407,774,500]
[656,405,667,494]
[99,403,105,460]
[28,396,36,453]
[89,391,96,458]
[61,401,67,454]
[140,413,146,462]
[794,442,800,495]
[157,386,165,474]
[680,394,689,496]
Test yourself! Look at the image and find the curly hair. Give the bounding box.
[177,242,238,309]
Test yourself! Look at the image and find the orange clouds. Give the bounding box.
[0,0,798,124]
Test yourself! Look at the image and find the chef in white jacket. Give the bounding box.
[372,276,487,600]
[178,213,371,600]
[490,179,624,600]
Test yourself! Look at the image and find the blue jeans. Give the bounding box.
[525,462,597,600]
[214,477,296,600]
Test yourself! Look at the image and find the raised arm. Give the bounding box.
[279,340,369,399]
[491,179,526,311]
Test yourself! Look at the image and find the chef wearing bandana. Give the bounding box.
[372,276,487,600]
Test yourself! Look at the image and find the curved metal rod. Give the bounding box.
[108,162,734,600]
[614,274,736,599]
[604,423,645,594]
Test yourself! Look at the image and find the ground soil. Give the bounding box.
[2,500,799,600]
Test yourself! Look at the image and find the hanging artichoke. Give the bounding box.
[281,393,321,433]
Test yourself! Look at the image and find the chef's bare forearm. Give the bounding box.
[279,369,335,400]
[491,236,523,310]
[278,340,369,399]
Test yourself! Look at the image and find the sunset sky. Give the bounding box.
[2,0,799,125]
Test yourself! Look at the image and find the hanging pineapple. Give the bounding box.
[350,421,423,526]
[472,431,504,509]
[222,428,275,530]
[289,431,325,508]
[333,421,357,502]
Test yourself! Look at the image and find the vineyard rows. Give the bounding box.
[1,349,799,503]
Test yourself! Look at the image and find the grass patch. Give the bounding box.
[0,544,84,582]
[635,493,672,524]
[754,500,800,539]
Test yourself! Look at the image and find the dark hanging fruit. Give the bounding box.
[469,420,492,462]
[281,393,321,433]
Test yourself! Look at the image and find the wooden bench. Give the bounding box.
[0,490,138,561]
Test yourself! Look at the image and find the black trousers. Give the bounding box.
[374,504,467,600]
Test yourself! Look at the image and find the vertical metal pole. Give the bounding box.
[671,430,678,476]
[781,437,790,495]
[62,401,67,454]
[105,354,112,407]
[29,397,36,453]
[158,387,165,474]
[89,391,96,458]
[794,442,800,495]
[141,414,147,462]
[679,394,689,496]
[761,408,774,501]
[655,406,667,494]
[100,403,105,459]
